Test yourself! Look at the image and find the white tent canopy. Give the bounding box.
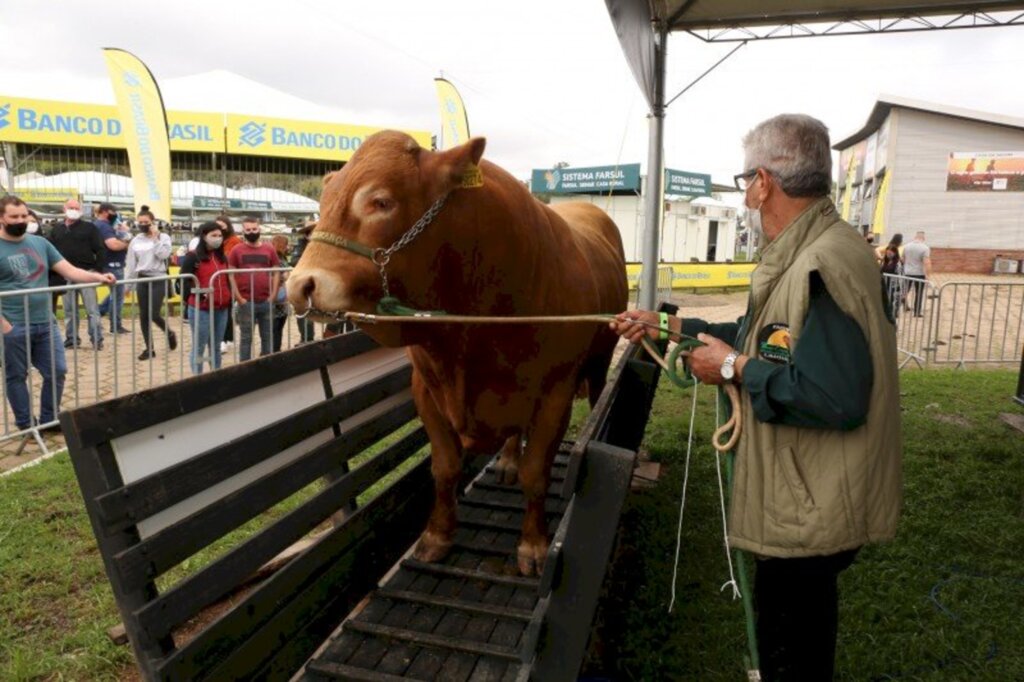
[605,0,1024,307]
[13,171,318,213]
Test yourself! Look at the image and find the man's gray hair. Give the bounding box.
[742,114,832,198]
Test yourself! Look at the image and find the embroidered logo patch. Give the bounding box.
[757,322,792,364]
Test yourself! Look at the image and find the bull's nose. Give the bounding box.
[287,274,315,308]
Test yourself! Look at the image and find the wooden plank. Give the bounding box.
[404,645,448,681]
[344,621,520,661]
[375,588,533,621]
[95,365,412,531]
[373,641,418,676]
[305,660,412,682]
[150,459,431,682]
[529,442,637,681]
[117,399,420,596]
[436,652,478,682]
[468,657,512,682]
[68,332,379,448]
[59,438,173,682]
[136,426,427,641]
[401,559,539,589]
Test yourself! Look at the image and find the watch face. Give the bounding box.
[721,363,735,380]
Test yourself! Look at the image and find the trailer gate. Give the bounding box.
[61,328,662,681]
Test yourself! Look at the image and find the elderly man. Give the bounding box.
[612,114,902,680]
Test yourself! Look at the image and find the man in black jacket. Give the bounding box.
[48,199,106,349]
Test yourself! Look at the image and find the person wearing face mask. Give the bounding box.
[47,198,107,350]
[227,216,281,362]
[610,114,900,681]
[179,222,232,374]
[25,210,41,235]
[94,202,132,335]
[125,211,175,361]
[0,196,116,434]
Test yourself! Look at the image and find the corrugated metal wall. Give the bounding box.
[888,109,1024,250]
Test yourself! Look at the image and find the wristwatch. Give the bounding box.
[720,351,740,381]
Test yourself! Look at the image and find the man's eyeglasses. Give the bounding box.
[733,169,759,192]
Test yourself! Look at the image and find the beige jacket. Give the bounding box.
[729,197,902,558]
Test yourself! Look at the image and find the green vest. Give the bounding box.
[730,197,902,558]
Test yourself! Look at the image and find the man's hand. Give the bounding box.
[609,310,662,344]
[96,272,116,285]
[236,297,248,306]
[1,318,12,335]
[684,333,737,385]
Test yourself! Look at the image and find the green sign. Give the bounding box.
[530,163,641,194]
[192,196,273,211]
[665,168,711,197]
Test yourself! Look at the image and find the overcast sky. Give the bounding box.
[2,0,1023,186]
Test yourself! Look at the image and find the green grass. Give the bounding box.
[2,371,1022,680]
[591,369,1024,681]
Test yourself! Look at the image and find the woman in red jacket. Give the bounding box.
[179,222,232,374]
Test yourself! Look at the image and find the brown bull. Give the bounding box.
[287,131,627,575]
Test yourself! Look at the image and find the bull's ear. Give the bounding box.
[440,137,486,185]
[322,171,338,188]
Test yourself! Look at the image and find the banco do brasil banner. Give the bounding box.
[0,95,222,152]
[226,114,432,162]
[530,164,641,194]
[0,96,432,161]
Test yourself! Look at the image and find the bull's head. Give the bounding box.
[288,131,486,328]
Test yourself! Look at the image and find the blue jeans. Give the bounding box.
[3,321,67,429]
[97,265,126,330]
[190,307,229,375]
[64,284,102,346]
[235,300,272,362]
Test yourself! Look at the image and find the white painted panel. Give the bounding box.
[325,347,410,396]
[117,349,412,539]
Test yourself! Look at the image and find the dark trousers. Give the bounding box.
[907,274,926,316]
[755,548,859,682]
[137,278,168,350]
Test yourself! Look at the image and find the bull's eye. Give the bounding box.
[372,197,394,212]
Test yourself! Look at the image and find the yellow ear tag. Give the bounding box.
[459,163,484,189]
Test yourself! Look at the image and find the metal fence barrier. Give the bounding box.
[0,270,351,452]
[883,274,1024,369]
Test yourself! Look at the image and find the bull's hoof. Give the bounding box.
[516,540,549,577]
[413,530,453,563]
[494,458,519,485]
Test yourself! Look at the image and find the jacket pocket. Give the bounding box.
[771,445,817,527]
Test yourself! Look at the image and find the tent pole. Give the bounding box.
[640,23,667,310]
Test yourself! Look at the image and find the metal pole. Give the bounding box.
[640,23,668,311]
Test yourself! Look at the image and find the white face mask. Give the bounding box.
[205,236,224,249]
[65,209,82,221]
[27,222,39,234]
[745,202,763,245]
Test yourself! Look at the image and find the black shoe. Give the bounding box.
[63,338,82,349]
[138,349,156,360]
[167,330,178,351]
[115,327,131,334]
[94,342,103,351]
[38,423,62,435]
